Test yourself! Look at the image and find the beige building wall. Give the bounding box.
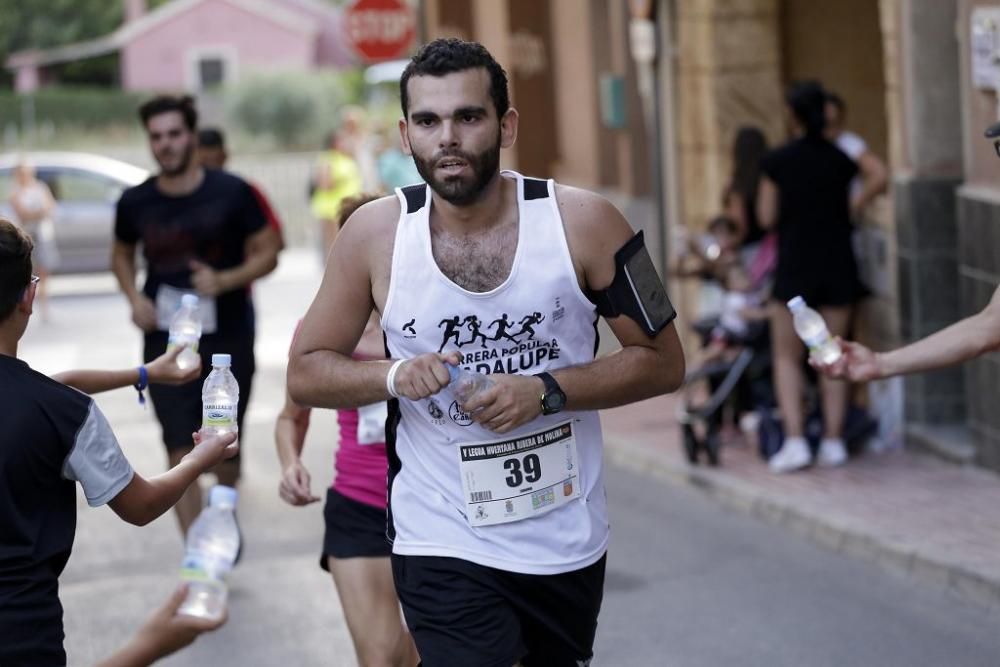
[550,0,600,187]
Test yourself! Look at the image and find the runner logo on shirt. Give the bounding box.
[429,309,562,376]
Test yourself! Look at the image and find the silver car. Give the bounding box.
[0,152,149,273]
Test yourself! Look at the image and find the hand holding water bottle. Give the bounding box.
[385,351,462,401]
[146,346,202,385]
[811,337,885,382]
[450,364,548,435]
[787,296,842,365]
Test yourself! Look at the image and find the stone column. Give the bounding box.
[672,0,783,331]
[892,0,966,426]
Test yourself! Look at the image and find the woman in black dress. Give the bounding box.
[757,81,863,473]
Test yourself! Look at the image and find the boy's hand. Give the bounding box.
[146,347,201,385]
[135,584,227,656]
[188,431,239,468]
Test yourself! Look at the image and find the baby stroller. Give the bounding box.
[677,319,774,465]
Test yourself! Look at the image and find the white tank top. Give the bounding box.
[382,171,609,575]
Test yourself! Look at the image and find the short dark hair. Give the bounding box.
[198,127,225,148]
[0,218,33,322]
[400,38,510,119]
[336,193,381,230]
[138,95,198,130]
[826,91,846,116]
[786,80,827,138]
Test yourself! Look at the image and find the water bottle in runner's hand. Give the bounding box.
[787,296,842,364]
[178,485,241,621]
[448,365,493,405]
[168,294,202,370]
[202,354,239,437]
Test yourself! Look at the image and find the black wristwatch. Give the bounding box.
[534,372,567,415]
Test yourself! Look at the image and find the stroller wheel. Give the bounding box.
[704,430,721,466]
[682,423,699,465]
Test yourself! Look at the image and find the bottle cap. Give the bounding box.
[212,353,232,367]
[209,485,238,508]
[786,296,805,311]
[447,365,460,381]
[181,294,200,307]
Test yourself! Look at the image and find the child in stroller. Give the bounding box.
[672,216,777,465]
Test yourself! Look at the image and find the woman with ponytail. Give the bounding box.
[755,80,865,474]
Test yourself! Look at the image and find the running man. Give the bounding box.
[288,39,684,666]
[276,194,418,667]
[112,95,281,536]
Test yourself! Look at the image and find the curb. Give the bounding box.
[603,434,1000,612]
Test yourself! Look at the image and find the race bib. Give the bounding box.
[357,401,389,445]
[457,421,580,527]
[155,284,217,334]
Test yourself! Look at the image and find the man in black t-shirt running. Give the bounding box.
[112,95,282,535]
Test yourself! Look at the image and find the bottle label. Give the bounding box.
[167,333,199,354]
[180,551,227,582]
[203,403,237,428]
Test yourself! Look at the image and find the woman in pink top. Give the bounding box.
[275,195,417,667]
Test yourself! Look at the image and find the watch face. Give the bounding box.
[543,390,566,413]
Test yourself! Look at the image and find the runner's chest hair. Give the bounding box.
[431,217,518,293]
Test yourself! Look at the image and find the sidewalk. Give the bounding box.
[601,394,1000,611]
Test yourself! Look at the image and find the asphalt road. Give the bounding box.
[20,250,1000,666]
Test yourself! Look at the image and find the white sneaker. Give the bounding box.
[817,438,848,467]
[769,437,812,473]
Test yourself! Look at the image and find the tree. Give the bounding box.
[0,0,172,86]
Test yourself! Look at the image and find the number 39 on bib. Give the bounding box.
[457,421,581,527]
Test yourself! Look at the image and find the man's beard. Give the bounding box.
[155,142,194,177]
[411,135,500,206]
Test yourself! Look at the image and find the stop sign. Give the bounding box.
[344,0,417,63]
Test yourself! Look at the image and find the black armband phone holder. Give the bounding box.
[587,230,677,337]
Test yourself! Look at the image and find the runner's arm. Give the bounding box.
[191,226,281,295]
[112,239,157,332]
[275,390,320,505]
[288,199,398,409]
[111,239,143,303]
[552,188,685,410]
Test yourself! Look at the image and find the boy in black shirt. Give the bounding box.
[0,218,237,665]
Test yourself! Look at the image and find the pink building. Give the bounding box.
[6,0,357,93]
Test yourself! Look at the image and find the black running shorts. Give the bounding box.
[144,331,255,455]
[320,488,392,566]
[391,552,606,667]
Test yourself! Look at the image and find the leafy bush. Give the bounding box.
[0,86,147,130]
[225,70,363,148]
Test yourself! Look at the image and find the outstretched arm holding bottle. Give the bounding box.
[816,283,1000,382]
[52,346,201,395]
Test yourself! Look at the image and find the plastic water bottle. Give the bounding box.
[787,296,842,364]
[168,294,202,370]
[178,485,241,621]
[448,365,493,405]
[202,354,239,437]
